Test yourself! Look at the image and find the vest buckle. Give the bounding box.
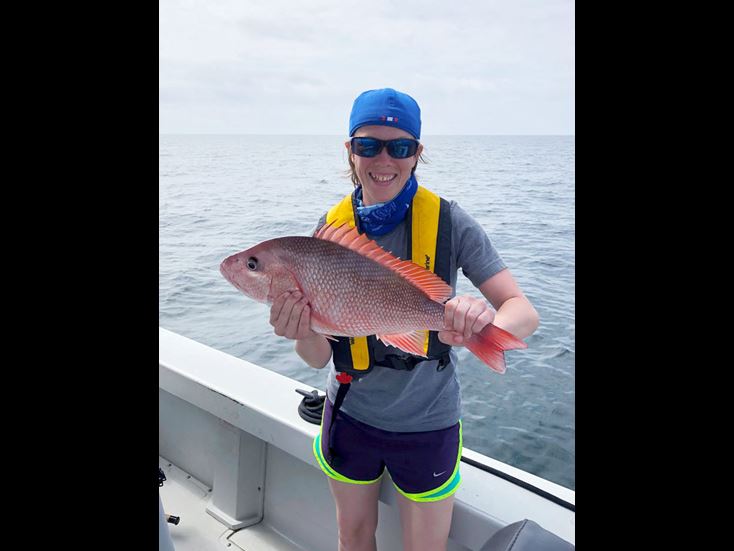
[335,372,353,384]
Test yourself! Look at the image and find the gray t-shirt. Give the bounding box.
[313,200,506,432]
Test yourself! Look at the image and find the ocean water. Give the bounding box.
[159,134,575,491]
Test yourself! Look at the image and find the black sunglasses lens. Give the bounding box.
[352,137,418,158]
[352,137,382,157]
[387,139,418,159]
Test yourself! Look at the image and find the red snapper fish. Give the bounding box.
[220,222,527,373]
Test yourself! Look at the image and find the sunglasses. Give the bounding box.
[350,137,420,159]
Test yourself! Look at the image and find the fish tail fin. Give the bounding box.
[464,324,527,374]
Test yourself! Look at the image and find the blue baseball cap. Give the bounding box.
[348,88,421,139]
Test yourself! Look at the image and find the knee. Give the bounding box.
[337,518,377,549]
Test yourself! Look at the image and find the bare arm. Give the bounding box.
[295,334,332,369]
[270,291,332,369]
[478,268,539,339]
[439,268,539,346]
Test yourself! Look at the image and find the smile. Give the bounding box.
[369,173,397,183]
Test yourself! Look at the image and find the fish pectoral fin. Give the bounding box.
[376,331,429,357]
[322,334,339,342]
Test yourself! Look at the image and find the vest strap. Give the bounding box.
[326,378,351,468]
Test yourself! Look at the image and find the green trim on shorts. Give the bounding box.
[313,420,383,485]
[391,420,463,503]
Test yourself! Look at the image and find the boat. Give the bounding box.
[158,326,575,550]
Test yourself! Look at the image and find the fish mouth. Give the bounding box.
[219,256,250,293]
[219,258,233,283]
[220,261,243,295]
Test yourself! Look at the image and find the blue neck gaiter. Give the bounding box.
[355,175,418,236]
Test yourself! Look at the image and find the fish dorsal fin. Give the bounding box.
[315,222,452,304]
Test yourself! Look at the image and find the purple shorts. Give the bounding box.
[313,398,462,502]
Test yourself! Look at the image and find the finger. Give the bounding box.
[296,303,312,339]
[269,292,290,325]
[452,299,472,336]
[464,300,488,339]
[470,308,496,336]
[274,292,301,335]
[270,289,295,325]
[284,297,307,338]
[443,297,459,332]
[438,330,463,346]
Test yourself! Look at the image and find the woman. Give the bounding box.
[268,88,539,551]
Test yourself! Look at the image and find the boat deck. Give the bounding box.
[160,457,305,551]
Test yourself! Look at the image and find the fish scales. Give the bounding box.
[276,236,445,336]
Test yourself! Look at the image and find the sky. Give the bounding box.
[159,0,574,135]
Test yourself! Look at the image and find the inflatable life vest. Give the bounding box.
[323,184,453,377]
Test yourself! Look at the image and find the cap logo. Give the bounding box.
[380,115,399,123]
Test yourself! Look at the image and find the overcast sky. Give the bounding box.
[159,0,574,135]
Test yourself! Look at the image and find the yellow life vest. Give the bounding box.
[324,184,453,376]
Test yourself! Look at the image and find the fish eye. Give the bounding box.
[247,257,258,270]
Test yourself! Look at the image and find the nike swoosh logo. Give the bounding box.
[433,471,447,478]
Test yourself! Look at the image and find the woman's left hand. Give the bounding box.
[438,295,496,347]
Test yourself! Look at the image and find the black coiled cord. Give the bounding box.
[296,389,325,425]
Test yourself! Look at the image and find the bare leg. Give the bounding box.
[397,492,455,551]
[328,478,381,551]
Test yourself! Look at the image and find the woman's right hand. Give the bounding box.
[269,290,319,341]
